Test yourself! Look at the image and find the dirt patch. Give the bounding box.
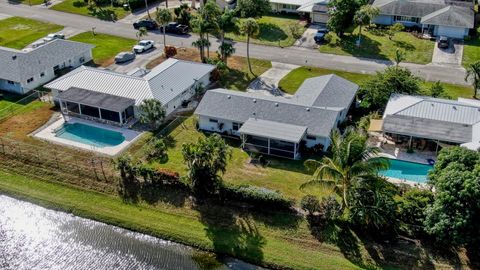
[0,103,54,141]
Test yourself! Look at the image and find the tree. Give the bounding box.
[199,0,221,58]
[359,66,421,109]
[156,8,172,47]
[424,147,480,245]
[136,27,148,41]
[138,99,166,129]
[465,60,480,98]
[288,23,304,40]
[397,189,434,237]
[327,0,359,36]
[144,0,151,19]
[218,42,235,65]
[191,16,210,62]
[386,23,404,40]
[217,8,237,63]
[353,5,379,45]
[301,127,389,209]
[182,134,232,197]
[235,0,271,18]
[429,81,448,98]
[394,48,406,66]
[145,137,168,163]
[174,4,192,26]
[240,18,260,76]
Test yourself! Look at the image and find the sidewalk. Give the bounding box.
[247,62,299,96]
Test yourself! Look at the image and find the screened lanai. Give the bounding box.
[57,87,135,125]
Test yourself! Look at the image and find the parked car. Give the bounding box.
[114,51,136,63]
[43,33,65,42]
[133,19,158,30]
[438,36,449,49]
[160,22,189,34]
[133,40,155,53]
[314,28,329,43]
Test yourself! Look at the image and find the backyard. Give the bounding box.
[225,14,306,47]
[0,17,63,49]
[279,66,475,99]
[69,32,137,66]
[319,27,435,64]
[50,0,130,20]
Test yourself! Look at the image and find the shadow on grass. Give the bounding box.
[88,7,118,21]
[258,22,288,42]
[140,182,189,207]
[393,40,415,51]
[220,67,254,91]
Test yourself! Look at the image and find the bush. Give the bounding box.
[145,137,168,163]
[300,195,320,215]
[209,68,221,82]
[164,46,177,58]
[127,0,157,10]
[324,32,334,44]
[318,196,342,222]
[396,189,434,238]
[219,183,294,210]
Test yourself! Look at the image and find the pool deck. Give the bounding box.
[33,117,142,156]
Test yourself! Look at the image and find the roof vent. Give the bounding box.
[252,112,256,116]
[12,55,16,60]
[275,103,279,107]
[227,95,231,99]
[253,99,256,103]
[453,106,457,110]
[171,88,173,91]
[306,108,310,111]
[431,103,434,107]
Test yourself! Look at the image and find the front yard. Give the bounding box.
[69,32,137,66]
[462,36,480,67]
[319,27,435,64]
[0,17,63,49]
[50,0,130,21]
[225,14,306,47]
[279,66,475,99]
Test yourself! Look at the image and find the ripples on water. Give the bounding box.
[0,195,262,270]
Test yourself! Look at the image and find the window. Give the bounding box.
[394,16,419,23]
[209,118,218,123]
[306,135,316,140]
[27,77,34,83]
[7,80,15,85]
[40,72,45,77]
[232,122,242,131]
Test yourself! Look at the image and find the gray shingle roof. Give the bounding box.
[421,6,474,28]
[58,87,135,112]
[0,39,94,82]
[372,0,474,28]
[239,118,307,142]
[294,74,358,108]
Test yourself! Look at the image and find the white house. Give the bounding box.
[194,74,358,159]
[46,58,215,125]
[0,39,94,95]
[269,0,330,24]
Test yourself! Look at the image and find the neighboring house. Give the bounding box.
[269,0,330,24]
[382,94,480,151]
[195,74,358,159]
[46,58,215,126]
[0,39,94,95]
[372,0,474,39]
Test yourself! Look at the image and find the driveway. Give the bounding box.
[247,62,299,96]
[431,39,463,66]
[294,24,320,49]
[108,46,160,73]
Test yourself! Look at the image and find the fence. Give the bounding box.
[0,91,48,123]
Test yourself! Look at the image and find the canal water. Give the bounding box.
[0,195,262,270]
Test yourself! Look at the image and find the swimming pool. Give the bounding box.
[55,122,125,148]
[380,159,433,183]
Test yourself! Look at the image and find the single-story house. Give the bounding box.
[195,74,358,159]
[0,39,94,95]
[269,0,330,24]
[46,58,215,126]
[382,94,480,151]
[372,0,474,39]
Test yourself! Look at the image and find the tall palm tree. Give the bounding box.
[240,18,259,76]
[199,0,220,58]
[217,8,237,62]
[301,128,389,209]
[191,16,210,62]
[144,0,151,19]
[136,27,148,41]
[354,5,379,46]
[465,60,480,98]
[156,8,172,47]
[218,42,235,65]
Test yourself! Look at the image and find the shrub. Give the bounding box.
[288,23,304,40]
[318,196,342,222]
[219,183,294,210]
[164,46,177,58]
[209,68,221,82]
[145,137,168,163]
[396,189,434,238]
[300,195,320,215]
[324,32,334,44]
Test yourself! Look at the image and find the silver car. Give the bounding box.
[114,51,136,63]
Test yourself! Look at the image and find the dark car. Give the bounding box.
[133,19,158,30]
[314,28,329,43]
[114,51,135,63]
[438,36,449,49]
[160,22,189,34]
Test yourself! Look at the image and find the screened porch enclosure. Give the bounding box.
[58,87,135,125]
[242,135,299,159]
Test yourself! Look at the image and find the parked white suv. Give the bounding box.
[43,33,65,42]
[133,40,154,53]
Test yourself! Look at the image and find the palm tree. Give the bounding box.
[465,61,480,98]
[156,8,172,47]
[394,48,406,67]
[191,16,210,62]
[144,0,151,19]
[136,27,148,41]
[354,5,379,46]
[199,0,220,58]
[218,42,235,65]
[240,18,259,76]
[301,128,389,209]
[138,99,166,129]
[217,8,237,62]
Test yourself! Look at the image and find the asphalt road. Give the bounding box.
[0,0,470,85]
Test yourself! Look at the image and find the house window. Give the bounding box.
[306,135,316,140]
[209,118,218,123]
[27,77,34,83]
[394,16,419,23]
[232,122,242,131]
[40,72,45,77]
[7,80,15,85]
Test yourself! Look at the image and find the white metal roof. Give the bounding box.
[239,118,307,142]
[46,59,215,107]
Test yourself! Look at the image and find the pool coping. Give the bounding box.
[378,153,431,188]
[32,117,143,156]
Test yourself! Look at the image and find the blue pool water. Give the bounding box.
[56,122,125,148]
[380,159,433,183]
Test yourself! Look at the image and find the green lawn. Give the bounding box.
[50,0,130,21]
[225,14,305,47]
[0,169,365,270]
[69,32,137,66]
[8,0,46,5]
[0,17,63,49]
[222,58,272,91]
[319,27,435,64]
[463,36,480,68]
[130,117,331,202]
[278,66,475,99]
[0,93,45,120]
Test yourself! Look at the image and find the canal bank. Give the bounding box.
[0,170,361,270]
